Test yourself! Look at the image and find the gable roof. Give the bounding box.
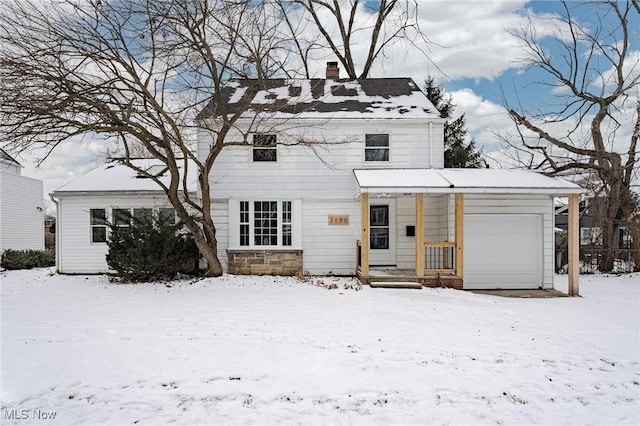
[354,168,585,195]
[196,78,441,120]
[52,158,198,195]
[0,148,21,167]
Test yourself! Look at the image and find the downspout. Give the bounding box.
[428,121,433,168]
[49,194,60,274]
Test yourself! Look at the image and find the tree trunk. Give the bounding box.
[184,218,223,277]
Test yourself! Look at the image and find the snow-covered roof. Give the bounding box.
[52,159,198,194]
[353,169,585,195]
[196,78,442,120]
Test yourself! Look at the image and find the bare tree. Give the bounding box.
[505,1,640,271]
[278,0,422,78]
[0,0,422,276]
[0,0,290,276]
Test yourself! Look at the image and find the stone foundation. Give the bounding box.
[227,249,303,276]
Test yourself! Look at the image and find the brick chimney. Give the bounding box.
[326,61,340,79]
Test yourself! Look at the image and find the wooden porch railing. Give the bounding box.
[424,241,456,274]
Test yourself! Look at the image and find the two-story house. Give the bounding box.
[51,64,583,289]
[0,148,44,253]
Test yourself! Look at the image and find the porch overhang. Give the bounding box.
[353,168,585,197]
[354,168,585,295]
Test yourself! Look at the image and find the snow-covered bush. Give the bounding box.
[106,213,201,282]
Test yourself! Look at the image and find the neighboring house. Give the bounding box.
[555,196,634,272]
[52,63,583,289]
[0,148,44,252]
[50,159,196,274]
[555,197,632,249]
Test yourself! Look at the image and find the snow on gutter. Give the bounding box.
[353,168,586,197]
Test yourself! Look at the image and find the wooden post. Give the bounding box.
[416,193,425,277]
[568,193,580,296]
[455,193,464,278]
[361,192,369,276]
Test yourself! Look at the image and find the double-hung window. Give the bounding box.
[239,201,293,247]
[365,134,389,162]
[90,209,107,243]
[252,134,277,162]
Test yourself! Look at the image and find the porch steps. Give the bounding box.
[369,281,422,289]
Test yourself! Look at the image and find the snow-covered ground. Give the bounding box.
[1,269,638,425]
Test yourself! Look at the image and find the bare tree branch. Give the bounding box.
[506,0,640,271]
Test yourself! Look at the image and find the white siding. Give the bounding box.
[56,194,177,274]
[200,118,444,276]
[301,199,360,275]
[462,194,555,289]
[212,199,229,271]
[0,171,44,251]
[201,119,444,201]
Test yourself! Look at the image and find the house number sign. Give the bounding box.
[328,215,350,225]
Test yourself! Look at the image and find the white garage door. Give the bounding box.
[464,214,542,289]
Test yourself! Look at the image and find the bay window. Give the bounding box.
[235,200,298,248]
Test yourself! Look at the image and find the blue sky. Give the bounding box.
[15,0,639,197]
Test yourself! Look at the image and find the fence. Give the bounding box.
[556,247,638,273]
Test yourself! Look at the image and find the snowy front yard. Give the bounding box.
[1,270,638,425]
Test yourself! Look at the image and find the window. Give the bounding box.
[240,201,250,246]
[133,208,153,223]
[619,227,632,249]
[90,209,107,243]
[113,208,132,228]
[581,227,602,246]
[282,201,292,246]
[365,134,389,162]
[370,205,389,249]
[253,134,277,162]
[254,201,278,245]
[239,201,293,247]
[159,208,176,225]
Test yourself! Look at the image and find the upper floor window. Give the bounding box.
[253,134,277,162]
[365,134,389,162]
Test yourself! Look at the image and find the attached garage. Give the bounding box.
[354,168,584,292]
[464,214,542,289]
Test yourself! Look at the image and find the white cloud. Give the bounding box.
[448,88,512,148]
[373,0,539,81]
[16,136,118,197]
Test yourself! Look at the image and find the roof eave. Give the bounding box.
[51,190,197,197]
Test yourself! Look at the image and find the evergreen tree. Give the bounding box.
[424,77,485,168]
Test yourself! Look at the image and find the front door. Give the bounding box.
[368,201,396,266]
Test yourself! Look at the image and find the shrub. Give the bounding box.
[105,212,201,282]
[1,249,55,270]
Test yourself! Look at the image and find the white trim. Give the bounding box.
[354,169,585,195]
[228,199,302,250]
[363,133,391,165]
